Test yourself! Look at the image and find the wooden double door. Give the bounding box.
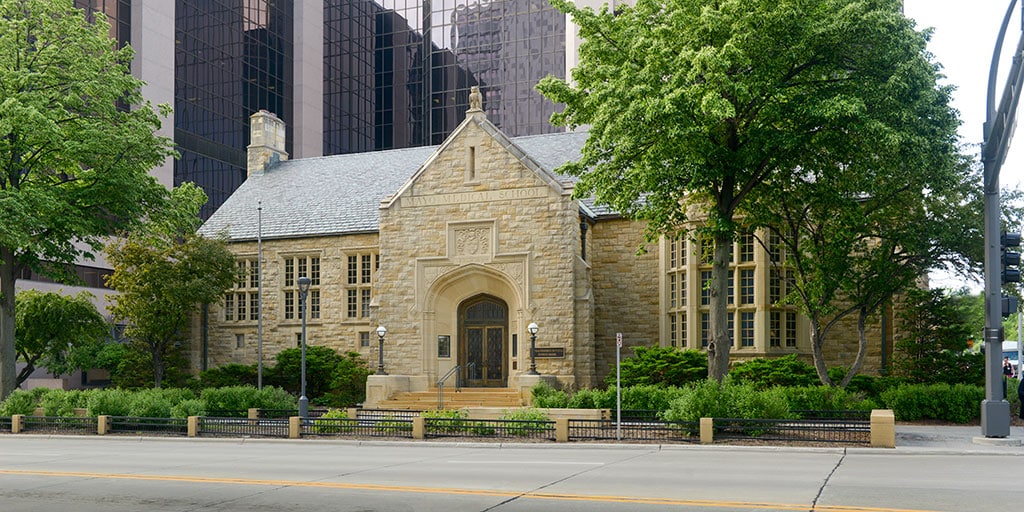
[459,295,508,387]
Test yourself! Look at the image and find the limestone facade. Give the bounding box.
[193,108,894,396]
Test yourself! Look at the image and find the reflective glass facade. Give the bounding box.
[324,0,566,152]
[74,0,131,45]
[174,0,294,219]
[80,0,565,218]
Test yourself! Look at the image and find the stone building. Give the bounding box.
[193,99,893,405]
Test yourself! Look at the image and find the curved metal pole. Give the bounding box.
[981,0,1024,438]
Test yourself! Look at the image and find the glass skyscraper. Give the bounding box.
[77,0,567,218]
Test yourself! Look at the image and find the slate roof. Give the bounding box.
[198,130,610,242]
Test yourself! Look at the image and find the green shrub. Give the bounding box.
[606,346,707,388]
[318,352,372,407]
[254,386,298,411]
[127,389,174,418]
[531,382,568,408]
[782,386,876,413]
[312,408,355,434]
[201,386,261,415]
[880,383,983,424]
[0,390,38,416]
[86,389,133,416]
[170,399,206,418]
[730,355,818,389]
[619,384,687,411]
[499,407,551,436]
[199,363,258,388]
[375,414,413,433]
[39,389,88,417]
[422,409,469,434]
[567,387,614,409]
[661,380,795,423]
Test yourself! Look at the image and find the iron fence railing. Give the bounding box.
[568,419,700,442]
[791,409,872,421]
[22,416,97,434]
[0,410,873,445]
[713,418,870,444]
[304,417,414,438]
[424,418,556,440]
[200,417,291,438]
[355,409,420,421]
[109,416,189,436]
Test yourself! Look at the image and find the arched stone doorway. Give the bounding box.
[458,294,508,387]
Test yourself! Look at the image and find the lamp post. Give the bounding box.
[527,322,539,375]
[376,325,387,375]
[297,276,311,420]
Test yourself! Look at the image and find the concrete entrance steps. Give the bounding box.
[376,388,524,411]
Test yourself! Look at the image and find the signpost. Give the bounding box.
[616,332,622,441]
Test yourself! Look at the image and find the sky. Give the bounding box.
[902,1,1024,291]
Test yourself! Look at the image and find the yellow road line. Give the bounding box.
[0,469,936,512]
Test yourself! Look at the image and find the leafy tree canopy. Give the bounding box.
[105,184,237,388]
[14,289,109,387]
[537,0,962,379]
[0,0,175,399]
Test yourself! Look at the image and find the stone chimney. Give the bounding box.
[247,110,289,176]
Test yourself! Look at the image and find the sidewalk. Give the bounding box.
[894,423,1024,454]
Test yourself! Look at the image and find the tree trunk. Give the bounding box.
[808,317,833,386]
[152,345,164,389]
[0,246,18,400]
[840,307,871,388]
[707,233,732,381]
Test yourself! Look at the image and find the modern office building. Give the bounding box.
[74,0,567,219]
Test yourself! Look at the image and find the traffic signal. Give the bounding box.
[1003,294,1019,318]
[1001,231,1022,283]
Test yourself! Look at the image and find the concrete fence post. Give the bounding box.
[11,414,23,434]
[555,418,569,442]
[187,416,199,437]
[347,407,359,419]
[97,415,110,435]
[870,409,896,448]
[289,416,301,439]
[412,417,425,439]
[700,417,714,444]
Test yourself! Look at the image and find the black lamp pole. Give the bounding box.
[376,325,387,375]
[527,322,539,375]
[297,276,311,420]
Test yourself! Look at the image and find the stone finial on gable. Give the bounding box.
[468,86,483,113]
[247,110,289,176]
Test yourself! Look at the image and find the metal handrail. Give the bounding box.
[436,362,474,409]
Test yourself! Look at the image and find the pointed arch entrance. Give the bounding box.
[459,294,508,387]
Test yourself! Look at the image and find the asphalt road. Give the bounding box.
[0,436,1014,511]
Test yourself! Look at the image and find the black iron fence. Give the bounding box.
[424,418,556,440]
[22,415,97,434]
[109,416,188,436]
[305,416,414,438]
[569,419,699,442]
[0,410,874,445]
[712,418,870,444]
[201,417,290,438]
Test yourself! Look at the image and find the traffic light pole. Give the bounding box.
[981,0,1024,438]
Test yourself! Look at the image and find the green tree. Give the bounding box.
[893,288,982,385]
[0,0,175,399]
[14,290,109,387]
[105,184,237,388]
[744,149,976,385]
[537,0,962,381]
